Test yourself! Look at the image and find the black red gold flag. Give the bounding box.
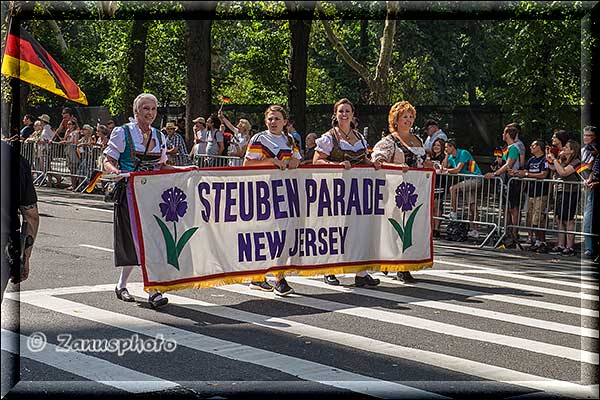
[1,26,88,105]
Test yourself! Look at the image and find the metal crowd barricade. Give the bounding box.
[194,154,244,168]
[433,172,505,247]
[16,140,104,192]
[18,140,47,185]
[42,142,87,189]
[496,177,593,247]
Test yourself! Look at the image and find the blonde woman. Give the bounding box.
[243,105,302,296]
[373,100,432,284]
[218,110,252,165]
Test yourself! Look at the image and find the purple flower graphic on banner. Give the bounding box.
[159,187,188,222]
[389,182,423,252]
[154,187,198,270]
[395,182,418,212]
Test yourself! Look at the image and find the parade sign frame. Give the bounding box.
[129,165,434,292]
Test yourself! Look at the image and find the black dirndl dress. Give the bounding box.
[114,152,162,267]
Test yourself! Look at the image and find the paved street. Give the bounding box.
[1,186,598,400]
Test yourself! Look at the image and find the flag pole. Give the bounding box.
[4,10,23,396]
[8,16,21,141]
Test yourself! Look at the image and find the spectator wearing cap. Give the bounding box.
[20,114,35,140]
[35,115,53,174]
[165,121,190,166]
[190,116,208,158]
[37,114,54,146]
[423,119,448,155]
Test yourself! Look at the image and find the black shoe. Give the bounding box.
[395,271,417,283]
[324,275,340,286]
[148,292,168,309]
[355,274,380,287]
[115,287,135,302]
[274,278,294,296]
[249,280,274,292]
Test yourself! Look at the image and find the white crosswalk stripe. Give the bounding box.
[1,329,180,393]
[2,264,597,399]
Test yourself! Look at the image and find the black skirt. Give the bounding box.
[113,180,139,267]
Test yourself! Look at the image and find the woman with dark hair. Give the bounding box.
[546,139,581,256]
[548,129,570,158]
[429,138,447,238]
[313,98,380,288]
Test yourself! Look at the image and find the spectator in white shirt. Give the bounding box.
[422,119,448,155]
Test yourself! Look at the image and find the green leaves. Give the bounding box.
[154,215,179,270]
[154,215,200,271]
[388,203,423,252]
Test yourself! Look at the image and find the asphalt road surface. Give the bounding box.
[1,186,598,400]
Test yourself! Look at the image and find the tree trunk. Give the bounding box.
[184,1,216,145]
[124,19,149,117]
[286,1,315,144]
[317,1,398,105]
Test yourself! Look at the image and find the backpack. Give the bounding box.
[445,221,469,242]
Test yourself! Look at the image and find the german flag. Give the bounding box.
[221,96,231,103]
[1,25,88,105]
[576,163,591,179]
[576,163,590,174]
[493,148,503,157]
[84,171,103,193]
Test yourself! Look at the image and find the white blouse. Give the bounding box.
[103,121,168,164]
[371,135,406,165]
[315,131,368,155]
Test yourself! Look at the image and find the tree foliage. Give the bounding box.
[1,0,590,142]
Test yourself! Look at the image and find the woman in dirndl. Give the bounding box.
[103,93,175,309]
[371,100,433,283]
[312,98,381,288]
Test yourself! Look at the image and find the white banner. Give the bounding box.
[130,166,434,292]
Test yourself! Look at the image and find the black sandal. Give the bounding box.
[148,292,168,309]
